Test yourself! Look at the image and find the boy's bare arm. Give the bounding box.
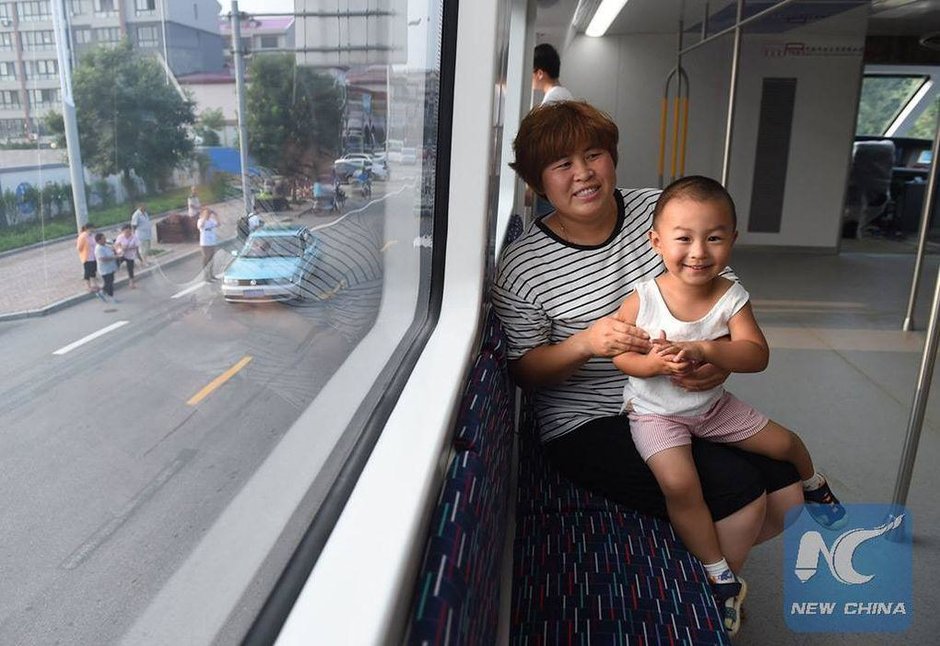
[659,303,769,373]
[612,292,691,378]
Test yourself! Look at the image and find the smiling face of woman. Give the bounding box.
[540,146,618,227]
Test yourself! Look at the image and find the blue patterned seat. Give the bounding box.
[510,396,729,645]
[406,311,516,646]
[406,309,729,645]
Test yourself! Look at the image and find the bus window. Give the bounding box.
[1,0,450,643]
[909,97,939,140]
[855,74,928,136]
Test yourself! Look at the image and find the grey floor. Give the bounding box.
[729,243,940,645]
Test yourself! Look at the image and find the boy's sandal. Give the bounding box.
[722,576,748,637]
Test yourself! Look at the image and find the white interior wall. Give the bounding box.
[561,5,869,249]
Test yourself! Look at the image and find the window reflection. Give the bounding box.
[0,0,444,642]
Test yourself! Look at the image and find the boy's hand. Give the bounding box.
[672,363,731,391]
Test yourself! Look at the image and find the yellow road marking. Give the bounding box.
[187,355,253,406]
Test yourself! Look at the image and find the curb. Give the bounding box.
[0,244,208,323]
[0,212,185,261]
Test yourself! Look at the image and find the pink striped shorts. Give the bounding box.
[628,392,770,462]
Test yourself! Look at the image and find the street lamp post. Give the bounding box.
[51,0,89,231]
[231,1,253,216]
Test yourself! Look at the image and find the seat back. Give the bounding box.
[850,140,895,204]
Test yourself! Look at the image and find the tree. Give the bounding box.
[196,108,225,146]
[47,41,196,197]
[246,54,342,180]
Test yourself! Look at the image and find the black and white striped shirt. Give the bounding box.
[492,188,664,442]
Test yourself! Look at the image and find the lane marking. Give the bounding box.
[187,355,253,406]
[171,281,209,299]
[52,320,129,356]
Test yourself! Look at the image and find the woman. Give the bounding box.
[113,223,141,289]
[197,207,219,281]
[491,101,803,635]
[187,187,201,218]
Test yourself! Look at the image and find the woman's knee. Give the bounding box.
[756,482,803,544]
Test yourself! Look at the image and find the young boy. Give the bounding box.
[613,175,845,635]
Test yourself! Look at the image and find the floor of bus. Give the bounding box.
[728,241,939,645]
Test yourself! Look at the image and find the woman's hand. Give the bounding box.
[580,316,651,358]
[671,362,731,391]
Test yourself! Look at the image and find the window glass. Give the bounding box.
[909,97,939,140]
[0,0,445,644]
[855,75,928,136]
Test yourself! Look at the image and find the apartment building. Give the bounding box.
[219,14,294,65]
[0,0,224,141]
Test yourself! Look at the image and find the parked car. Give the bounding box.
[221,226,320,303]
[370,157,389,181]
[400,147,418,165]
[333,154,373,181]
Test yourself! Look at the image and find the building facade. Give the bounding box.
[0,0,224,141]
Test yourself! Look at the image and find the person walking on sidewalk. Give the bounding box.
[94,232,118,301]
[114,224,142,289]
[131,203,153,262]
[187,187,201,218]
[75,222,101,296]
[197,207,219,281]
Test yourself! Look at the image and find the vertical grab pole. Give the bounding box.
[721,0,745,187]
[670,5,685,184]
[892,262,940,508]
[658,71,675,189]
[902,103,940,331]
[671,78,682,182]
[679,69,690,177]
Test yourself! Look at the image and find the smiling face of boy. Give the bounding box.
[649,196,738,288]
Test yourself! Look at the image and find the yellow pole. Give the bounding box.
[670,93,681,181]
[679,96,690,177]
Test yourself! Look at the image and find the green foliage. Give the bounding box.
[246,54,342,177]
[0,184,230,252]
[196,107,224,146]
[45,40,196,196]
[909,98,939,140]
[856,76,926,137]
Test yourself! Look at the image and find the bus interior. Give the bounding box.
[2,0,940,645]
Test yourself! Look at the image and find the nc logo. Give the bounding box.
[794,514,904,585]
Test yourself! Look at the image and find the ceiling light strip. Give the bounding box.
[585,0,630,38]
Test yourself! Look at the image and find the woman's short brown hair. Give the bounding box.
[510,101,619,196]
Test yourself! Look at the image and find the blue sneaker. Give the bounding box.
[804,479,847,530]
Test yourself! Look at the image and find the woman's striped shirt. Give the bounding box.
[492,188,664,442]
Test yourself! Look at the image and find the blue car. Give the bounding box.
[222,226,320,302]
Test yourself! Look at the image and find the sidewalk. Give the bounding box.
[0,199,250,321]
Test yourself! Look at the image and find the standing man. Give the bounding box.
[530,44,574,217]
[197,207,219,281]
[533,43,573,105]
[187,187,201,218]
[76,222,102,298]
[131,203,152,262]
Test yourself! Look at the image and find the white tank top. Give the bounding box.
[624,278,751,416]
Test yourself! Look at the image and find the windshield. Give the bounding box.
[242,234,304,258]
